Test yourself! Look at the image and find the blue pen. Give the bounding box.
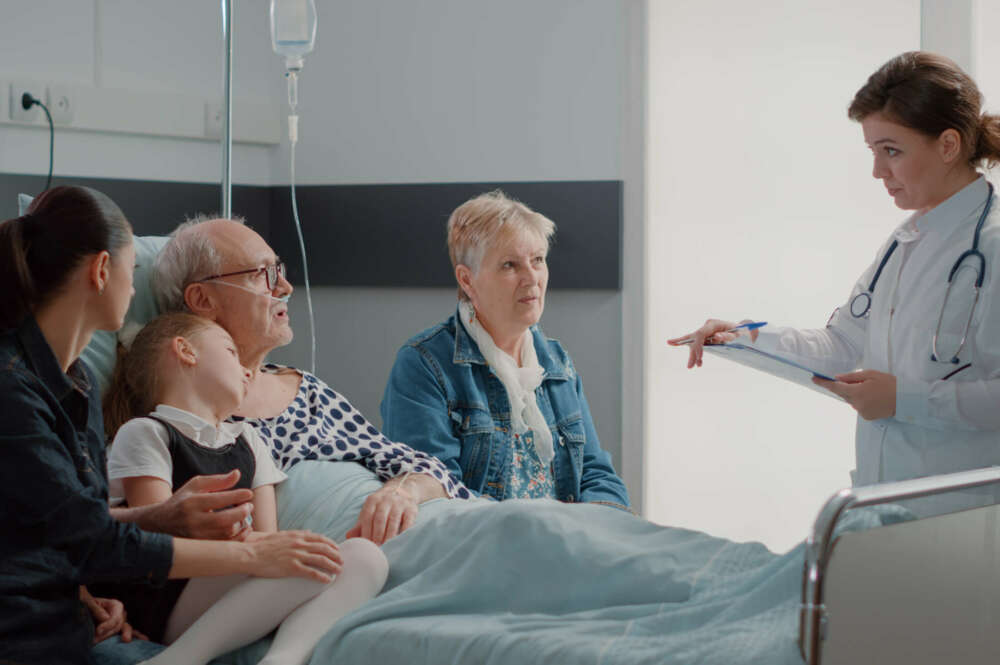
[673,321,767,345]
[729,321,767,333]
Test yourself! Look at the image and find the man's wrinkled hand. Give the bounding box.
[344,484,418,545]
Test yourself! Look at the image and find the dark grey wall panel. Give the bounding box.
[0,173,271,239]
[269,181,623,289]
[2,174,621,289]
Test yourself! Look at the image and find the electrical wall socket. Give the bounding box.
[47,85,74,125]
[10,80,45,123]
[0,82,278,144]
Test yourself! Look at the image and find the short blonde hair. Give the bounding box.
[447,190,556,301]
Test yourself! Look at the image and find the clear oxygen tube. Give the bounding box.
[271,0,317,374]
[205,279,291,304]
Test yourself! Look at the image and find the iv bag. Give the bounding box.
[270,0,317,68]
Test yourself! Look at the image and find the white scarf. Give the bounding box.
[458,301,554,464]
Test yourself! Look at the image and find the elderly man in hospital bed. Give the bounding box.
[90,216,469,663]
[113,216,473,545]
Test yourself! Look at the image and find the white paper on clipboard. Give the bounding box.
[701,342,846,402]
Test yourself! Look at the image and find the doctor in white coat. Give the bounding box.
[671,52,1000,515]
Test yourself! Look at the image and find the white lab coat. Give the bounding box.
[754,176,1000,515]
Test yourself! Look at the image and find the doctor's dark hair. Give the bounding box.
[848,51,1000,168]
[104,312,220,440]
[0,186,132,330]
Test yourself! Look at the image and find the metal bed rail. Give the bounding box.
[799,466,1000,665]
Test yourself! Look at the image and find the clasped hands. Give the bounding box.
[81,586,146,644]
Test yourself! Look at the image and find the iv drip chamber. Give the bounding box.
[270,0,317,71]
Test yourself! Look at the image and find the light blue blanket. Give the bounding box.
[226,462,903,665]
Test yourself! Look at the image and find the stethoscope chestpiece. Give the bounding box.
[929,351,960,364]
[849,291,872,319]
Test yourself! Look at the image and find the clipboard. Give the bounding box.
[701,342,845,402]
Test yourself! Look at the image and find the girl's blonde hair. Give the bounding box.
[103,312,220,440]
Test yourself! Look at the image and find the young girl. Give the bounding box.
[104,312,388,665]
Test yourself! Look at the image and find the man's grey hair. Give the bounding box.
[152,213,246,313]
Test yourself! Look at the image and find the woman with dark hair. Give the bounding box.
[0,186,343,665]
[671,52,1000,516]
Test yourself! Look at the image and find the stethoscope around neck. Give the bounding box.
[849,182,994,364]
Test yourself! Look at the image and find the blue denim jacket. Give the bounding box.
[381,311,630,509]
[0,317,173,665]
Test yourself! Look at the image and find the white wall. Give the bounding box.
[977,1,1000,112]
[620,0,647,512]
[2,0,627,188]
[646,0,921,553]
[921,0,978,77]
[268,0,624,185]
[0,0,276,184]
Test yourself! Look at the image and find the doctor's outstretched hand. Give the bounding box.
[668,319,761,369]
[812,370,897,421]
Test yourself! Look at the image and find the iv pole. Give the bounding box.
[221,0,233,218]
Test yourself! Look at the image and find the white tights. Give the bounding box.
[141,538,388,665]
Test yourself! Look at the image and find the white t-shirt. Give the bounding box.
[107,403,287,503]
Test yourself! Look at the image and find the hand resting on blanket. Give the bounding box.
[345,472,448,545]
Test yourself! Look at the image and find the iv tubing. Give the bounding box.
[290,140,317,375]
[287,71,316,374]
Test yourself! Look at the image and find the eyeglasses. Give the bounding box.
[198,261,286,291]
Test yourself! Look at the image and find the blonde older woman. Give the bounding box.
[381,191,629,509]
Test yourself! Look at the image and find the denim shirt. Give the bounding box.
[0,317,173,665]
[381,311,630,509]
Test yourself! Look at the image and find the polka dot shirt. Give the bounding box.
[228,364,472,499]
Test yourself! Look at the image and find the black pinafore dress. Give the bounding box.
[94,416,256,642]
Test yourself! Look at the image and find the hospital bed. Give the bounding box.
[800,466,1000,664]
[212,460,1000,665]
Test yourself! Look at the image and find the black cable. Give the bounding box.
[21,93,53,192]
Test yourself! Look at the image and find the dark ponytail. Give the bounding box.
[0,186,132,330]
[0,215,37,328]
[973,113,1000,168]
